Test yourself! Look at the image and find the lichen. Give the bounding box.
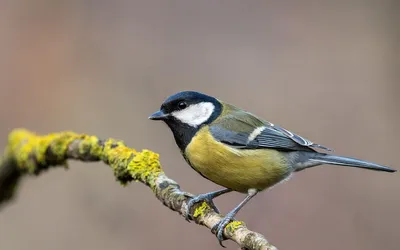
[6,129,90,173]
[4,129,165,190]
[193,202,210,218]
[5,130,92,174]
[7,129,37,173]
[126,149,163,190]
[227,221,245,232]
[47,132,85,165]
[0,128,275,249]
[87,136,104,157]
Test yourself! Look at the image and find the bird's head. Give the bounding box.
[149,91,222,128]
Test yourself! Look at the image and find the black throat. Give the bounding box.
[165,119,199,152]
[163,101,222,152]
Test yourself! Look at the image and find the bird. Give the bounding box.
[148,91,395,246]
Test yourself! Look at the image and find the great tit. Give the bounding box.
[149,91,395,245]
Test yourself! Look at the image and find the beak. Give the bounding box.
[148,110,169,120]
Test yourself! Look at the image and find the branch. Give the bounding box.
[0,129,278,250]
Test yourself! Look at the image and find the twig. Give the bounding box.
[0,129,278,250]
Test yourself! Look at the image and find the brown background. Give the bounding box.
[0,1,399,250]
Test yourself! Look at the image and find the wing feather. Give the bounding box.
[210,107,332,152]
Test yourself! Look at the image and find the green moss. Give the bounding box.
[193,202,210,218]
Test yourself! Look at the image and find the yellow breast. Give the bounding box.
[185,126,292,193]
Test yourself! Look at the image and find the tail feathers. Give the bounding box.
[296,153,396,173]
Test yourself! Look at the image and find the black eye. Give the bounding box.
[177,101,187,110]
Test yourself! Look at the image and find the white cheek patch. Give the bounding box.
[172,102,215,127]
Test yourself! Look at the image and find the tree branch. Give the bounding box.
[0,129,278,250]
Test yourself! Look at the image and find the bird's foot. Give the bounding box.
[211,212,236,247]
[184,193,220,221]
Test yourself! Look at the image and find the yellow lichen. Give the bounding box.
[227,221,245,232]
[102,139,127,162]
[8,129,41,173]
[49,132,85,162]
[126,149,162,189]
[87,136,103,157]
[36,133,57,165]
[4,129,165,187]
[7,129,34,172]
[193,202,210,218]
[7,129,85,173]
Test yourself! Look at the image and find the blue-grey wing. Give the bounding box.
[267,123,332,151]
[209,114,332,152]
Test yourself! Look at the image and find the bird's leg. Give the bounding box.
[185,188,232,221]
[211,188,258,247]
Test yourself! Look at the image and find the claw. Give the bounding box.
[211,213,235,247]
[184,194,220,221]
[183,189,231,221]
[211,189,258,246]
[208,201,220,214]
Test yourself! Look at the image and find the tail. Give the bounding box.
[294,152,396,173]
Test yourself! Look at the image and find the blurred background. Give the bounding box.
[0,1,399,250]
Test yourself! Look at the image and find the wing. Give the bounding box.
[210,107,332,152]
